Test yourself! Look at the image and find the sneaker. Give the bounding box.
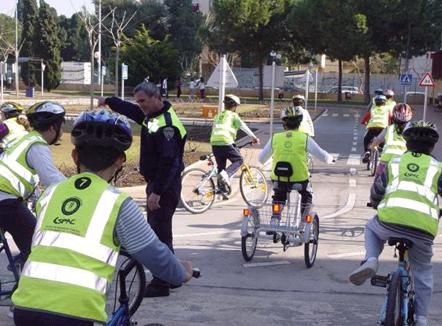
[415,316,429,326]
[362,151,370,163]
[144,284,170,297]
[349,257,378,286]
[218,170,231,187]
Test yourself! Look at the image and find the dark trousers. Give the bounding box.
[0,199,36,261]
[272,180,312,216]
[363,127,384,152]
[212,145,244,177]
[146,180,181,287]
[14,308,93,326]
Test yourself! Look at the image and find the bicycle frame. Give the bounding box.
[374,242,414,325]
[0,229,20,298]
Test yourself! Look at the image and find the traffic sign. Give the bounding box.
[419,72,435,87]
[121,63,128,80]
[399,73,412,85]
[207,58,238,88]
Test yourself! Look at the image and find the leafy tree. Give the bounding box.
[205,0,290,100]
[20,0,38,86]
[119,25,180,86]
[164,0,204,74]
[288,0,368,102]
[58,14,89,62]
[0,14,18,61]
[35,0,62,91]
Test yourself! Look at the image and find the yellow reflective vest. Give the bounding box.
[271,130,309,182]
[378,152,441,238]
[13,172,129,322]
[367,104,390,129]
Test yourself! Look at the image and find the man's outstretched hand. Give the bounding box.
[97,97,107,107]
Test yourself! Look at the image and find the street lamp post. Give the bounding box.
[269,51,281,136]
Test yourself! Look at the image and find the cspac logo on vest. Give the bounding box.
[405,163,420,178]
[52,197,82,225]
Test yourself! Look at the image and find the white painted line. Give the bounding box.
[343,114,350,117]
[323,193,356,219]
[243,261,291,268]
[328,251,365,258]
[352,142,357,146]
[351,147,357,152]
[349,179,357,187]
[332,113,338,117]
[322,113,329,117]
[353,136,358,141]
[346,154,360,165]
[174,230,236,238]
[354,114,360,118]
[349,168,357,175]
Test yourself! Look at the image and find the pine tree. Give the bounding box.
[36,0,61,91]
[20,0,38,86]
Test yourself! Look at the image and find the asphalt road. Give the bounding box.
[0,105,441,325]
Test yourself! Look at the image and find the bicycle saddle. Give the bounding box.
[387,237,413,248]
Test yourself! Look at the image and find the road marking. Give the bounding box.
[328,251,365,258]
[243,261,291,268]
[174,230,236,238]
[354,113,360,118]
[352,142,357,146]
[343,114,350,117]
[346,154,361,165]
[332,113,339,117]
[322,113,329,117]
[353,136,358,141]
[349,179,357,187]
[351,147,357,152]
[323,193,356,219]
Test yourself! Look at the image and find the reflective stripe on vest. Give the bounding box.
[0,131,44,198]
[12,173,127,322]
[210,110,240,145]
[270,130,308,182]
[380,125,406,163]
[143,107,186,139]
[377,153,441,237]
[367,105,389,128]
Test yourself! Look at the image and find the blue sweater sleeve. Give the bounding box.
[105,96,145,125]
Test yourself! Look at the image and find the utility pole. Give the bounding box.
[98,0,102,92]
[15,0,19,99]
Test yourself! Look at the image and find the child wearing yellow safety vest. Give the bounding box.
[370,103,413,176]
[349,121,441,326]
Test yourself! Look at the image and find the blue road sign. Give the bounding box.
[400,73,412,85]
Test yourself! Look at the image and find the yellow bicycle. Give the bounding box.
[180,142,269,214]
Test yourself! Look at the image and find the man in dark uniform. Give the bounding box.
[98,81,186,297]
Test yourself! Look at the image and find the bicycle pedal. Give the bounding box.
[370,275,388,288]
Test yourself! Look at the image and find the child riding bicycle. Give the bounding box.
[210,94,259,196]
[349,121,441,326]
[258,106,334,224]
[12,110,194,326]
[369,103,412,176]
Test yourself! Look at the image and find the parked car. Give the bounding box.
[327,86,362,95]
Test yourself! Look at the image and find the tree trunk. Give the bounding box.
[364,54,370,104]
[258,63,264,102]
[90,51,95,109]
[337,59,342,102]
[115,45,120,96]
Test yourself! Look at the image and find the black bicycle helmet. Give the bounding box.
[1,102,24,119]
[71,109,133,152]
[374,89,384,96]
[403,121,439,144]
[292,95,305,107]
[26,101,65,129]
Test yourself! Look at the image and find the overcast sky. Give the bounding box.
[0,0,95,18]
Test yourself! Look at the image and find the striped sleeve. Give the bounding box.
[115,198,157,254]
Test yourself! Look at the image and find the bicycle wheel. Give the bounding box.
[107,251,146,318]
[304,215,319,268]
[239,166,268,208]
[241,216,259,261]
[180,168,216,214]
[370,150,379,176]
[385,271,402,326]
